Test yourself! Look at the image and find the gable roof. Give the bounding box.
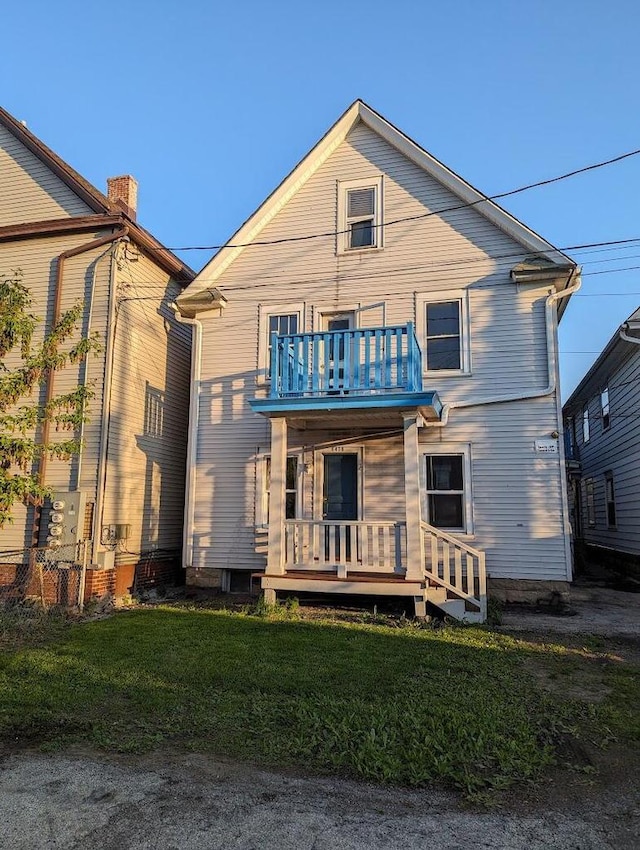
[563,305,640,411]
[0,106,195,283]
[179,99,575,306]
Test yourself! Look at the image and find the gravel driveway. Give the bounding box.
[0,748,638,850]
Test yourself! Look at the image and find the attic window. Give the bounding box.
[338,176,383,252]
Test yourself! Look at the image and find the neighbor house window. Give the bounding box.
[259,455,299,526]
[605,472,616,527]
[425,454,465,530]
[601,387,610,431]
[257,303,305,382]
[416,291,470,374]
[337,176,383,252]
[585,478,596,527]
[583,404,590,443]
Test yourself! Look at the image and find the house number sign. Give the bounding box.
[534,440,558,454]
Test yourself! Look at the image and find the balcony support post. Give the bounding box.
[267,416,287,576]
[403,412,425,582]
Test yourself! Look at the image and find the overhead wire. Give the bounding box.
[165,146,640,252]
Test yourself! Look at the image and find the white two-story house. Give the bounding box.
[176,101,579,621]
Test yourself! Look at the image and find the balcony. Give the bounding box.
[250,323,442,419]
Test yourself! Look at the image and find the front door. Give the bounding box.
[323,453,359,562]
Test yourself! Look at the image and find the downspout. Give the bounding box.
[428,267,581,427]
[171,306,203,572]
[31,226,129,548]
[92,235,128,563]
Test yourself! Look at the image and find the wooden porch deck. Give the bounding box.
[254,570,424,597]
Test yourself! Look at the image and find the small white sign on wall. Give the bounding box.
[534,439,559,454]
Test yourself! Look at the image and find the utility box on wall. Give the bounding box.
[44,491,88,549]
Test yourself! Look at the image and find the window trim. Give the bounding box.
[604,471,616,528]
[337,176,384,254]
[257,302,305,384]
[600,387,610,432]
[420,443,474,535]
[415,290,471,376]
[255,451,303,528]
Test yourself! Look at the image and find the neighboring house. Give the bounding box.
[563,308,640,577]
[0,106,193,598]
[176,100,579,622]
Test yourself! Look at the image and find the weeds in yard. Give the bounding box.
[0,605,638,797]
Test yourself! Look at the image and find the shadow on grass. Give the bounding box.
[0,606,638,796]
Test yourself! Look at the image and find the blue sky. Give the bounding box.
[4,0,640,397]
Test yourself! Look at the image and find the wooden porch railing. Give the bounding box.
[270,324,423,398]
[284,520,406,573]
[420,521,487,619]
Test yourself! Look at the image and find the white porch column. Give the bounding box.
[266,416,287,576]
[403,413,425,582]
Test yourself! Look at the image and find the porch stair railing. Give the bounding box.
[420,521,487,622]
[284,520,406,574]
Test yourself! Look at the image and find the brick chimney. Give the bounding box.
[107,175,138,219]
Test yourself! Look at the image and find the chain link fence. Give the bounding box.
[0,542,88,610]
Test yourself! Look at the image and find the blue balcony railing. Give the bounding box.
[269,323,423,399]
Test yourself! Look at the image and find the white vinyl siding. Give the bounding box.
[188,121,569,582]
[101,254,190,565]
[0,231,114,550]
[0,123,93,225]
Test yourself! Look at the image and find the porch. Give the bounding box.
[257,517,486,622]
[249,323,485,622]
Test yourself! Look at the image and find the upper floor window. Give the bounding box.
[337,176,383,253]
[416,290,470,374]
[601,387,610,431]
[582,404,590,443]
[257,303,305,382]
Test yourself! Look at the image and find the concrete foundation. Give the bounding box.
[186,567,223,590]
[488,578,570,605]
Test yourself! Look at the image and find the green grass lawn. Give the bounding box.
[0,603,638,796]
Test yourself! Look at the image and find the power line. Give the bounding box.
[166,148,640,252]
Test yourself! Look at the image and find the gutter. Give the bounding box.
[32,226,129,547]
[428,266,581,427]
[619,325,640,345]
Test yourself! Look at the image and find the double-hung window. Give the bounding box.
[605,472,616,527]
[257,303,305,382]
[601,387,610,431]
[423,450,472,532]
[258,455,299,526]
[585,478,596,527]
[582,404,590,443]
[338,176,383,252]
[416,291,470,374]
